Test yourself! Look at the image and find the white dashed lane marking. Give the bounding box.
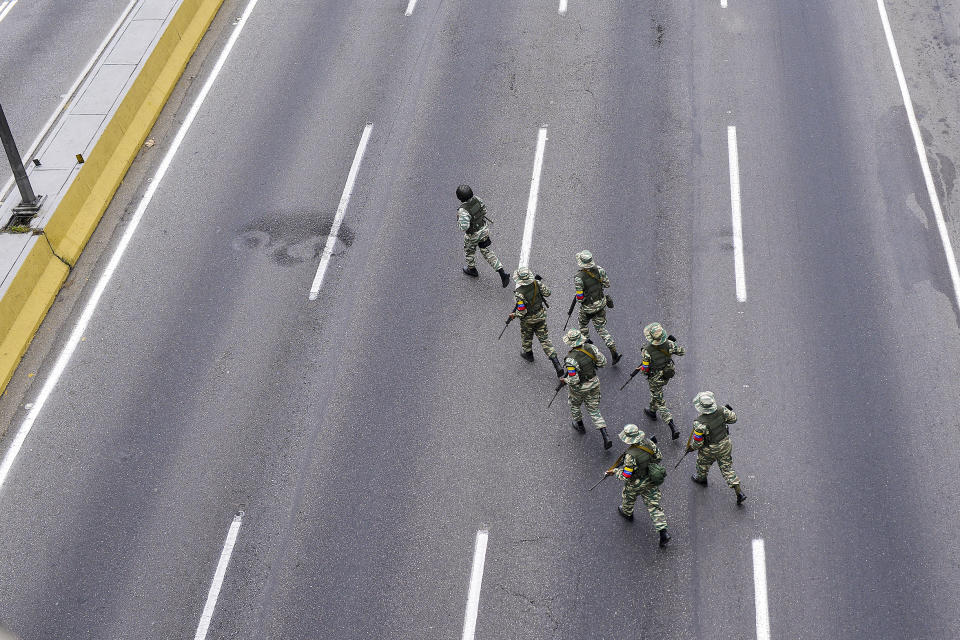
[753,538,771,640]
[518,127,548,269]
[461,529,489,640]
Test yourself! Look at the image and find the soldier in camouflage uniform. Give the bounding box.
[508,267,564,376]
[573,250,622,364]
[456,185,510,287]
[561,329,612,449]
[605,424,670,547]
[636,322,685,440]
[688,391,746,505]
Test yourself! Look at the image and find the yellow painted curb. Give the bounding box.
[0,0,226,396]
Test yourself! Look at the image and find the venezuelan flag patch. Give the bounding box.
[622,466,634,479]
[517,301,526,311]
[576,290,584,300]
[692,432,704,443]
[566,366,577,377]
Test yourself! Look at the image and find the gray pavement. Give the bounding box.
[0,0,134,194]
[2,0,960,638]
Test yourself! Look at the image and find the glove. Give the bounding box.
[605,295,614,308]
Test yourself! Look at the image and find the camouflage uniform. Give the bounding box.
[513,270,555,357]
[458,197,502,271]
[639,322,685,424]
[573,251,618,356]
[610,424,670,546]
[562,330,608,431]
[689,391,745,504]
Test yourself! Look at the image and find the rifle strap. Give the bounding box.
[575,347,597,361]
[606,452,627,474]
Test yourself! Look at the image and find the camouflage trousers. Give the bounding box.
[463,231,502,271]
[520,313,556,357]
[578,306,616,350]
[621,477,667,531]
[646,367,675,422]
[568,383,607,430]
[695,436,740,488]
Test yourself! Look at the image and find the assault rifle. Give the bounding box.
[547,379,565,408]
[498,304,519,340]
[590,452,627,491]
[562,296,577,331]
[619,335,676,390]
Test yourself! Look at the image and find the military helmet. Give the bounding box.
[512,267,535,286]
[563,328,587,347]
[643,322,667,345]
[456,184,474,202]
[693,391,718,414]
[619,424,645,444]
[576,250,595,268]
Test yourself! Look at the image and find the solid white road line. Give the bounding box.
[194,513,243,640]
[876,0,960,310]
[558,0,568,16]
[0,0,263,494]
[0,0,17,24]
[752,539,771,640]
[404,0,417,16]
[308,123,373,300]
[721,0,728,8]
[1,0,141,205]
[518,127,548,269]
[461,529,489,640]
[727,125,747,302]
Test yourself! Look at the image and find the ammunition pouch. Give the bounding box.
[478,236,492,249]
[647,462,667,485]
[605,295,614,309]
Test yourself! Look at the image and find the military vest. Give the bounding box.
[517,281,543,315]
[697,410,729,444]
[461,196,486,234]
[569,346,598,380]
[625,442,657,478]
[644,341,673,371]
[579,269,604,304]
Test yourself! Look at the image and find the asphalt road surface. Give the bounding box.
[0,0,133,196]
[2,0,960,638]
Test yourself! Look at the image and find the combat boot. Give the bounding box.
[571,419,586,433]
[659,530,671,548]
[462,266,479,277]
[497,268,510,287]
[736,488,747,506]
[520,350,534,362]
[643,408,657,421]
[549,354,564,377]
[599,427,613,450]
[618,506,633,521]
[668,419,680,440]
[609,346,622,365]
[691,475,708,486]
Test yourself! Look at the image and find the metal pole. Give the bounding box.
[0,101,42,217]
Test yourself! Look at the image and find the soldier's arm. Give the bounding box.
[540,281,552,297]
[574,273,585,303]
[593,345,608,367]
[650,441,663,462]
[615,453,638,479]
[668,339,686,356]
[457,208,470,232]
[564,357,581,385]
[723,407,737,424]
[600,269,611,288]
[514,292,529,317]
[690,421,707,450]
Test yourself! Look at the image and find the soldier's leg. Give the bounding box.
[591,310,616,350]
[715,438,741,489]
[694,447,715,482]
[567,387,584,421]
[519,320,535,355]
[638,482,668,531]
[478,244,503,271]
[649,374,673,423]
[583,387,607,430]
[463,234,478,268]
[533,319,556,357]
[577,306,591,338]
[620,479,642,516]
